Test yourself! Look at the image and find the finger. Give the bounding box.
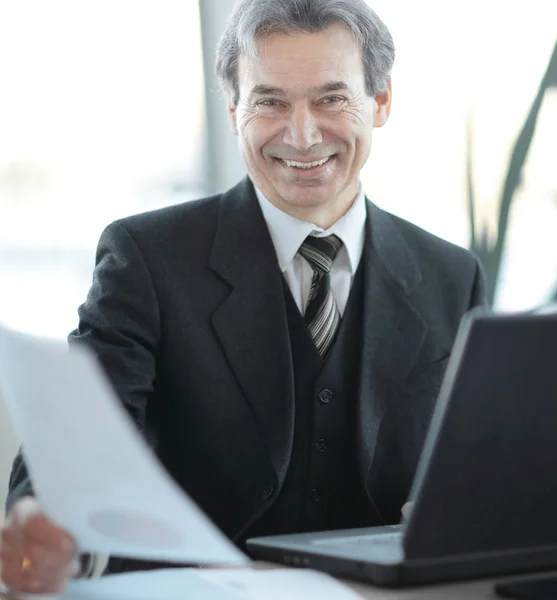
[26,540,75,574]
[401,502,413,518]
[1,516,74,595]
[9,498,62,542]
[5,575,66,596]
[22,515,75,553]
[0,527,24,559]
[7,498,75,553]
[5,496,42,528]
[0,539,18,563]
[0,555,69,595]
[1,554,43,583]
[2,517,74,572]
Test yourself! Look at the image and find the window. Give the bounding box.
[0,1,207,337]
[362,1,557,309]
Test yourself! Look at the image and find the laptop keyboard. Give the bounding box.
[311,532,403,547]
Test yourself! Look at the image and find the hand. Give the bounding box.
[401,502,413,519]
[0,497,76,594]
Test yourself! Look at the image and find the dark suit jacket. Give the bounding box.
[7,177,485,545]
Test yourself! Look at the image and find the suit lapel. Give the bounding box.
[209,183,428,503]
[358,201,428,506]
[209,178,295,488]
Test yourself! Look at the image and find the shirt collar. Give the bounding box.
[255,185,367,275]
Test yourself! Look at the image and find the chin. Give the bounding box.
[282,193,332,209]
[278,184,338,208]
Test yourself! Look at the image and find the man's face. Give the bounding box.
[229,23,392,222]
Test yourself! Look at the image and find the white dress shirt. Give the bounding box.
[255,186,367,316]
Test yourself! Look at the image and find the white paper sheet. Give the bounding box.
[199,568,365,600]
[63,569,238,600]
[0,324,247,565]
[61,568,363,600]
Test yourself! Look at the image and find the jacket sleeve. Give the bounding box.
[69,220,161,429]
[468,257,489,310]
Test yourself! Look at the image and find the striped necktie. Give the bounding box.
[298,234,343,358]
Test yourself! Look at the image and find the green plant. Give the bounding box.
[467,39,557,306]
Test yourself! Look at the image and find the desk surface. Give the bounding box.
[347,577,502,599]
[346,571,557,599]
[2,567,556,599]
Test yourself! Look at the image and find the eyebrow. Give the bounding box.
[248,80,351,100]
[249,84,288,98]
[311,81,351,94]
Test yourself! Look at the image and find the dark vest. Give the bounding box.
[243,258,377,545]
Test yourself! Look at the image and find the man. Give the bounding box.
[1,0,485,594]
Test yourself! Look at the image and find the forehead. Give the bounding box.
[237,23,365,92]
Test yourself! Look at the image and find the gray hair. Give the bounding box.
[215,0,395,106]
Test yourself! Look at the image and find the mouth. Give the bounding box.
[275,155,335,176]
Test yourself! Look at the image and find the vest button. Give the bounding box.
[315,438,327,453]
[318,389,333,404]
[262,485,275,501]
[309,488,322,503]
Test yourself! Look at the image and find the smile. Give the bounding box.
[281,156,332,169]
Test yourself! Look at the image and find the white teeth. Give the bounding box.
[284,157,331,169]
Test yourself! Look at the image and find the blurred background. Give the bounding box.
[0,0,556,508]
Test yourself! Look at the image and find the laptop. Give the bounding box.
[247,309,557,586]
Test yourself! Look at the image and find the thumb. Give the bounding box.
[401,502,413,519]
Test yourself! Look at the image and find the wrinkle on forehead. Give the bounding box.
[238,57,365,100]
[257,44,352,66]
[256,33,360,72]
[237,23,364,92]
[258,60,350,78]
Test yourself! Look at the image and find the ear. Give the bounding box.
[373,80,392,128]
[228,101,239,136]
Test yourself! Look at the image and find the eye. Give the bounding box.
[257,98,283,107]
[320,95,344,105]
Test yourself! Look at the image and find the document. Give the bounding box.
[199,568,365,600]
[61,568,364,600]
[0,324,247,565]
[63,569,239,600]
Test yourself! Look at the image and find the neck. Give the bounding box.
[286,201,354,229]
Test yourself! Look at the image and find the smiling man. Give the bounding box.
[2,0,486,594]
[229,22,391,228]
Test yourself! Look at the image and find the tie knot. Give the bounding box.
[299,234,343,274]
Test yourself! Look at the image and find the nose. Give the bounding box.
[282,105,323,151]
